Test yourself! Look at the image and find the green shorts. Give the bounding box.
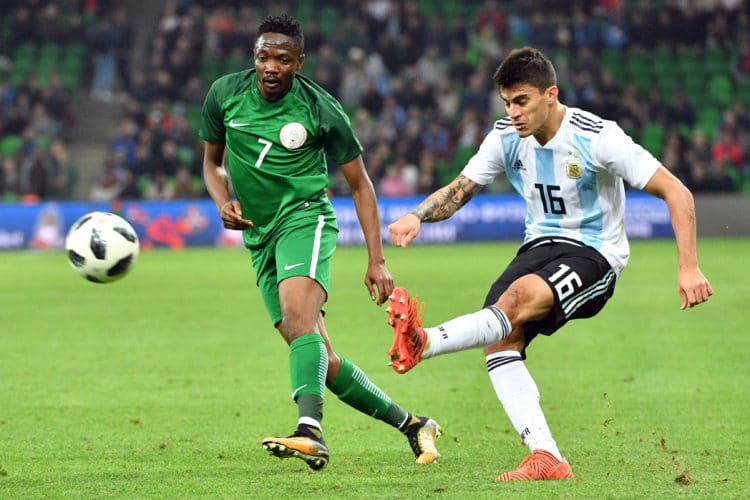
[250,213,338,326]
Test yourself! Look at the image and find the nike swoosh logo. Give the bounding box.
[291,384,308,399]
[284,262,305,271]
[228,119,252,128]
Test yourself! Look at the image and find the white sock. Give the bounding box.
[423,306,511,359]
[298,416,321,430]
[486,351,562,461]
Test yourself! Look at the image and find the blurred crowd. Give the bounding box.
[2,0,750,203]
[0,0,90,201]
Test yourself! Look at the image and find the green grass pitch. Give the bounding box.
[1,239,748,498]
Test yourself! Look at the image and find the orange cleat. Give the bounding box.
[386,286,427,374]
[495,449,574,481]
[262,428,329,471]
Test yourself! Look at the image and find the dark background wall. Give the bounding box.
[695,194,750,237]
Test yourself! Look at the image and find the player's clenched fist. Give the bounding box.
[388,213,421,248]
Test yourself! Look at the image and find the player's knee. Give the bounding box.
[278,313,316,340]
[495,286,530,323]
[496,274,553,324]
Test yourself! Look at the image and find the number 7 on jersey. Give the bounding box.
[255,138,272,167]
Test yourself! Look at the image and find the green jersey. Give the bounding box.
[199,69,362,249]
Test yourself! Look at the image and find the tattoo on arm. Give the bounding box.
[411,175,482,222]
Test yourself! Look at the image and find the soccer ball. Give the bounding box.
[65,211,139,283]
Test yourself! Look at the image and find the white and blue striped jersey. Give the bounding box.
[462,106,661,276]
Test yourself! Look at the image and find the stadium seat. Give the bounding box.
[601,49,629,81]
[186,104,202,134]
[9,67,27,87]
[318,6,339,33]
[300,57,317,77]
[676,49,703,78]
[640,123,664,157]
[62,44,86,74]
[0,134,22,158]
[0,14,10,46]
[136,176,151,197]
[201,59,222,85]
[652,46,674,67]
[630,72,651,95]
[547,49,571,67]
[295,0,314,21]
[695,108,720,142]
[625,51,651,78]
[39,43,62,63]
[703,47,731,74]
[60,65,82,91]
[724,164,743,190]
[446,2,466,16]
[9,47,35,86]
[678,123,692,140]
[600,48,624,80]
[653,49,680,83]
[60,54,83,72]
[680,74,706,105]
[65,43,87,60]
[35,73,50,89]
[12,42,35,62]
[509,32,528,48]
[177,146,195,167]
[707,75,733,108]
[436,161,457,185]
[223,54,245,75]
[441,145,475,183]
[34,135,51,153]
[655,73,679,96]
[600,48,621,68]
[736,79,750,108]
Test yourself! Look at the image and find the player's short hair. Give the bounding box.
[257,14,304,53]
[493,47,557,92]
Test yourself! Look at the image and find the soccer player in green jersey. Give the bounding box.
[199,14,440,471]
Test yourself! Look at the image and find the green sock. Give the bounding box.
[289,334,328,423]
[327,357,409,428]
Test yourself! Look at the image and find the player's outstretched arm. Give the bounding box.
[389,174,482,248]
[642,166,713,309]
[340,155,393,305]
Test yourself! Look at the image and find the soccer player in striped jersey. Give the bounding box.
[386,47,712,481]
[200,14,440,471]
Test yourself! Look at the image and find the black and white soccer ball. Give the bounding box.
[65,211,139,283]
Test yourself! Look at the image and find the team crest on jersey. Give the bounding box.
[279,122,307,149]
[565,150,583,179]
